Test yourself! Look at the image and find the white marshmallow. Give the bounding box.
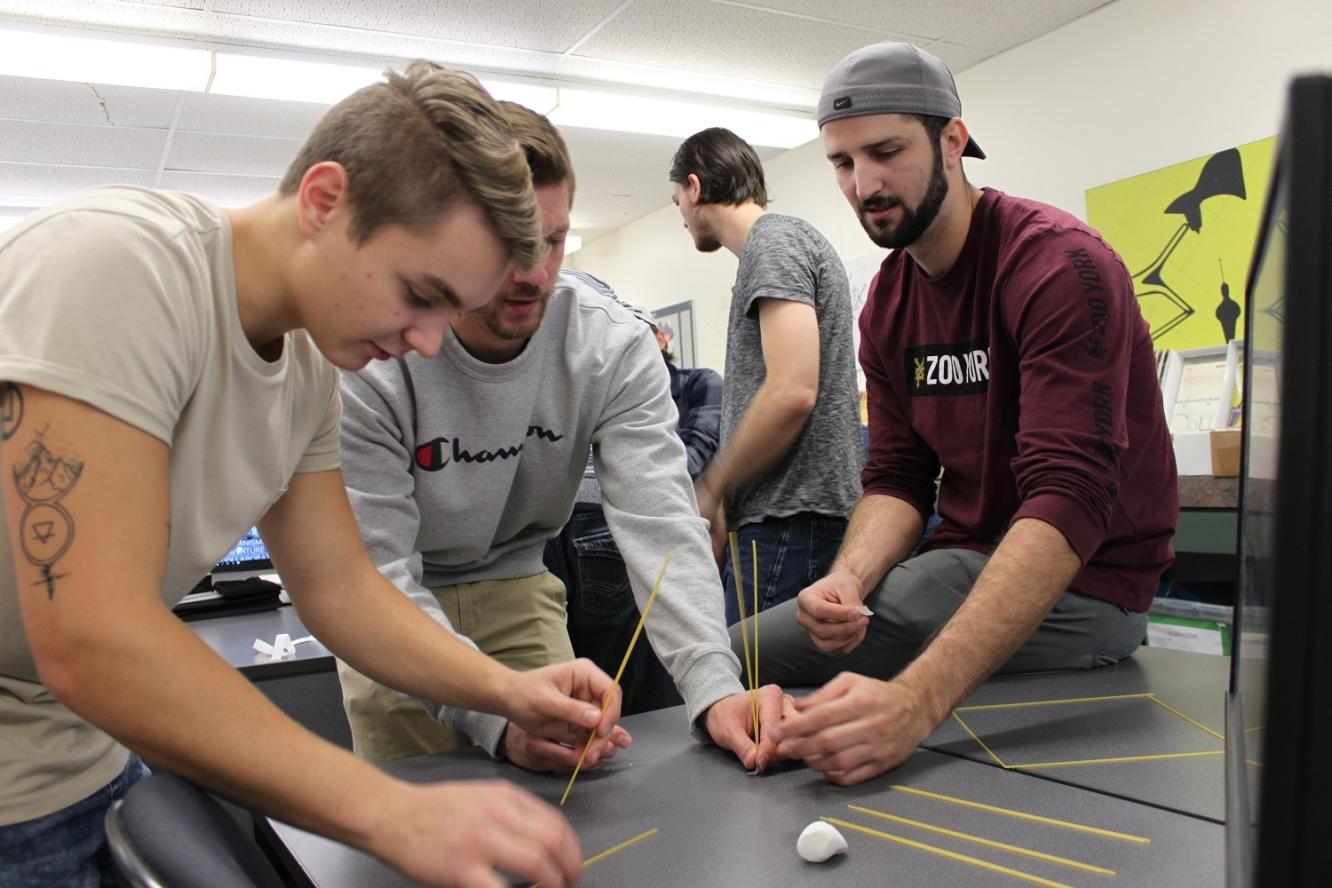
[797,821,849,863]
[858,605,874,616]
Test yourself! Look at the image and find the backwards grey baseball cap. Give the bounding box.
[818,42,985,159]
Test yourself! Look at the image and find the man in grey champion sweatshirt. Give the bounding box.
[337,102,781,773]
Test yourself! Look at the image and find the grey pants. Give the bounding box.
[731,548,1148,687]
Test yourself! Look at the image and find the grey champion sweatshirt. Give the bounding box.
[339,272,744,753]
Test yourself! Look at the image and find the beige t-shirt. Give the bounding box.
[0,187,341,825]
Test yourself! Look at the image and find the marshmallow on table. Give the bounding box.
[797,821,849,863]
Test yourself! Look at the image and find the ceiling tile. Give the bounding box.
[175,92,326,139]
[0,161,155,204]
[0,74,180,128]
[0,119,165,168]
[208,0,627,54]
[156,170,279,207]
[166,131,303,177]
[722,0,963,41]
[0,0,1113,227]
[120,0,205,8]
[559,127,686,173]
[939,0,1113,52]
[922,40,995,75]
[574,0,910,91]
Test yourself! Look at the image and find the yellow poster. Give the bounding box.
[1086,137,1276,349]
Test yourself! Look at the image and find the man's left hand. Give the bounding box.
[703,686,784,771]
[502,720,633,773]
[770,673,937,785]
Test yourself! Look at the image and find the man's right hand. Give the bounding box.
[500,658,623,753]
[795,569,870,654]
[369,779,582,888]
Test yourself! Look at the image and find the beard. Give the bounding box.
[474,281,550,341]
[693,233,722,253]
[688,216,723,253]
[859,142,949,250]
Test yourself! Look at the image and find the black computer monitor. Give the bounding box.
[1227,73,1332,887]
[212,526,271,576]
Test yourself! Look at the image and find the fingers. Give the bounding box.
[706,694,759,770]
[775,683,859,760]
[754,685,784,771]
[788,671,855,713]
[481,784,582,888]
[796,590,868,652]
[814,744,902,786]
[562,658,624,738]
[799,588,865,623]
[529,660,617,736]
[392,781,583,888]
[531,737,605,773]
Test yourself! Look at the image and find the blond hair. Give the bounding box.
[279,60,544,269]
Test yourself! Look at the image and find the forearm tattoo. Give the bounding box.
[6,402,82,600]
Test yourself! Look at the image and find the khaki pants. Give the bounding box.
[337,572,575,763]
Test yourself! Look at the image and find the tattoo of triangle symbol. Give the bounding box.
[32,521,56,544]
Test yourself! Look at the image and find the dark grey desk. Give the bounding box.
[923,646,1228,822]
[260,702,1222,887]
[189,605,333,679]
[189,605,350,749]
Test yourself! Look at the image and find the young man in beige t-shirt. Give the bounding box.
[0,62,620,888]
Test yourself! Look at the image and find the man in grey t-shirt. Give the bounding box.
[669,127,863,624]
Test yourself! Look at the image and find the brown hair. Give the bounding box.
[498,101,575,199]
[669,127,768,208]
[279,60,543,268]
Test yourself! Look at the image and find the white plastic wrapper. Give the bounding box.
[253,633,315,661]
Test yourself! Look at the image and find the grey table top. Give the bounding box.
[188,605,333,678]
[922,645,1229,822]
[264,702,1223,888]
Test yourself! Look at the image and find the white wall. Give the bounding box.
[571,0,1332,372]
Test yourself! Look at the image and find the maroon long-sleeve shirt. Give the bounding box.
[860,189,1177,612]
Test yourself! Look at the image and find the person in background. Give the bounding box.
[669,127,863,624]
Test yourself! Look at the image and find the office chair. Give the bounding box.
[104,772,286,888]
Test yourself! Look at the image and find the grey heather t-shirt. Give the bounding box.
[723,213,863,527]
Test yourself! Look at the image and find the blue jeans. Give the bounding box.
[0,754,151,888]
[544,505,683,715]
[721,513,848,626]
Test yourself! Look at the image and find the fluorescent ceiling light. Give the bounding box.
[0,25,209,91]
[481,79,559,116]
[549,87,816,149]
[208,53,382,105]
[564,233,583,255]
[0,25,808,147]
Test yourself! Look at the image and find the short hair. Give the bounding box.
[669,127,768,208]
[911,114,950,150]
[498,101,575,200]
[278,60,543,269]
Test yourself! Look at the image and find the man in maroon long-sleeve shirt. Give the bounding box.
[740,42,1177,786]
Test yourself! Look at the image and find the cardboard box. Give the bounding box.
[1210,428,1241,477]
